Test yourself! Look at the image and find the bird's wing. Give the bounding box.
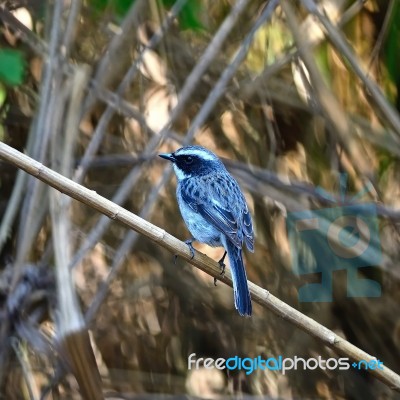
[242,205,254,252]
[181,181,244,249]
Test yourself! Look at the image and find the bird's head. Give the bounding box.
[159,145,225,180]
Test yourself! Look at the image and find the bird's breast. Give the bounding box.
[176,189,222,247]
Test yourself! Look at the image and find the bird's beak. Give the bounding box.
[159,152,176,162]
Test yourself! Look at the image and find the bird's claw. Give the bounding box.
[184,239,196,259]
[174,239,195,264]
[214,251,227,286]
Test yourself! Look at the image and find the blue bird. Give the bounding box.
[159,145,254,316]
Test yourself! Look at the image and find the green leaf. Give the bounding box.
[90,0,108,12]
[384,2,400,85]
[89,0,136,18]
[89,0,204,29]
[163,0,205,31]
[0,49,26,86]
[180,0,204,30]
[115,0,136,17]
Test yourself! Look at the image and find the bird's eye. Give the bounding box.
[185,156,193,164]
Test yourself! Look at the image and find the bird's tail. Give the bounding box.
[225,240,252,316]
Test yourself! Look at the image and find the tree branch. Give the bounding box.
[0,141,399,391]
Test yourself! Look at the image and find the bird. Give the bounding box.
[159,145,254,316]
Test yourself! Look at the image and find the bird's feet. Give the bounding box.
[174,238,195,264]
[185,239,196,259]
[214,251,227,286]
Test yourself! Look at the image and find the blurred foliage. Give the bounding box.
[89,0,137,19]
[383,0,400,104]
[384,1,400,84]
[89,0,205,29]
[0,49,25,86]
[246,13,291,72]
[163,0,205,30]
[1,0,400,399]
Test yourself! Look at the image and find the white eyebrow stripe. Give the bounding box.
[176,148,216,161]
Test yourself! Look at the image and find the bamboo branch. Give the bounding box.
[0,141,399,391]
